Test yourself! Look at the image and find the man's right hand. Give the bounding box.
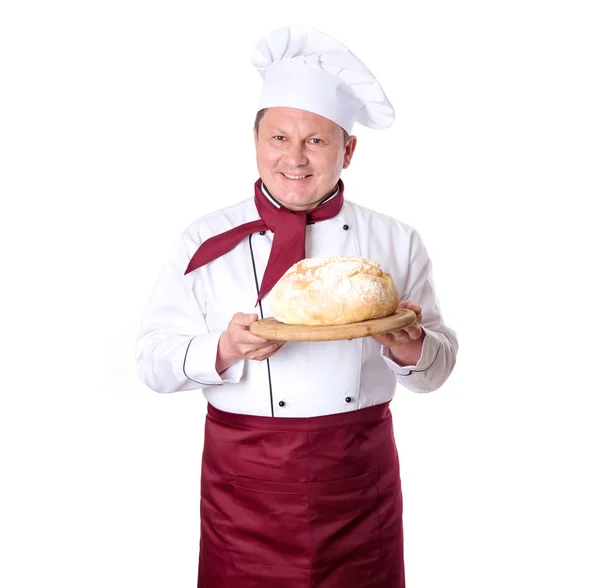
[216,312,286,373]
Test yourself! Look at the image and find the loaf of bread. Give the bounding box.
[269,255,400,326]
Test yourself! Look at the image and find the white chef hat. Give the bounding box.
[251,25,395,134]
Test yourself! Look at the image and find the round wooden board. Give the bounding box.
[249,309,417,342]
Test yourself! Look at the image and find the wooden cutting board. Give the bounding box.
[249,309,417,342]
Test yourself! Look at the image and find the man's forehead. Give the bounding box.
[261,107,342,133]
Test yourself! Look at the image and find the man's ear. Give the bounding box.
[343,136,358,169]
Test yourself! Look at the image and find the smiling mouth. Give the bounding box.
[280,173,312,180]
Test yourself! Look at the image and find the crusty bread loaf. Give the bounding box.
[269,255,400,326]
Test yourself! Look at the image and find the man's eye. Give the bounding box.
[273,135,286,141]
[309,138,322,145]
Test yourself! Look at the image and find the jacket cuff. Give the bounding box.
[183,333,244,385]
[380,327,442,376]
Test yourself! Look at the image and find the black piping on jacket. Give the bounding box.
[248,233,275,417]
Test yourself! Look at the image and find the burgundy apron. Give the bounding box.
[197,402,405,588]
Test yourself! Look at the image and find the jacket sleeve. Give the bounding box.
[135,232,244,393]
[381,229,458,393]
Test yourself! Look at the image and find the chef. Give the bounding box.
[136,24,458,588]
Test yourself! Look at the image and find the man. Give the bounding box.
[136,25,458,588]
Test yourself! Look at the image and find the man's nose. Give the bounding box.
[283,141,308,167]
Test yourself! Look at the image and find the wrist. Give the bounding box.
[216,332,241,373]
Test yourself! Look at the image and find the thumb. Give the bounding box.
[233,312,259,326]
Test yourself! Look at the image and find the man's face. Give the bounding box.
[254,107,357,211]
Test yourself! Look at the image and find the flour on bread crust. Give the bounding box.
[269,255,400,325]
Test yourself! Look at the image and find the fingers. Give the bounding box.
[404,322,423,340]
[231,312,259,327]
[372,322,422,347]
[235,337,285,358]
[397,300,422,313]
[397,301,422,322]
[226,312,285,360]
[373,331,409,346]
[230,314,272,345]
[246,340,286,361]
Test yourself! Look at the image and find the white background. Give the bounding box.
[1,1,599,587]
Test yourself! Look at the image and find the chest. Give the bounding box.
[199,220,359,329]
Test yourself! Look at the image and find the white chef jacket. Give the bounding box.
[135,192,458,417]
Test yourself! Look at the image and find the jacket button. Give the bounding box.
[345,396,352,403]
[342,224,349,230]
[278,400,285,407]
[259,231,266,235]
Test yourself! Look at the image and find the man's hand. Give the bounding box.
[371,301,424,366]
[216,312,285,373]
[372,301,423,346]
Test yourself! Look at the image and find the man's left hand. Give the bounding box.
[372,301,423,347]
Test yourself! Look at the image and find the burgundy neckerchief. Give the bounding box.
[184,178,345,302]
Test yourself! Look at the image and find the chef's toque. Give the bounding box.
[251,24,395,133]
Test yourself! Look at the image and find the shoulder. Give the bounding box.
[181,197,257,242]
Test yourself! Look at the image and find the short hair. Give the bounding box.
[254,109,350,144]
